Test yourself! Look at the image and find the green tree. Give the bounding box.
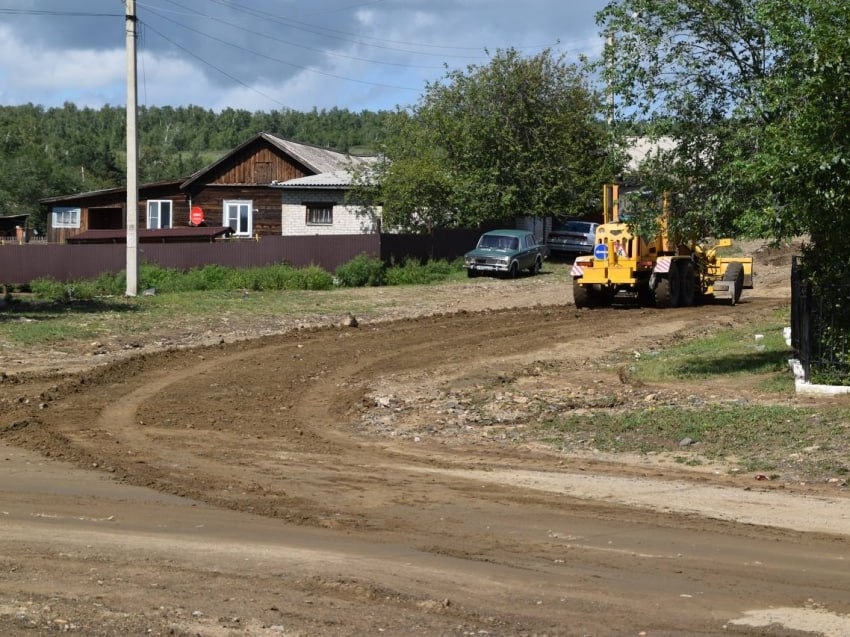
[360,48,618,232]
[0,102,395,225]
[753,0,850,281]
[596,0,850,258]
[595,0,788,242]
[598,0,850,379]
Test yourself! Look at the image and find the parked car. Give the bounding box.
[547,219,599,257]
[463,229,546,278]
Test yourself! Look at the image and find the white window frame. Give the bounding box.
[306,202,334,226]
[224,200,253,237]
[147,200,173,229]
[52,206,81,228]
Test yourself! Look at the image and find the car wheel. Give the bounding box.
[529,257,542,275]
[467,269,478,278]
[507,262,519,279]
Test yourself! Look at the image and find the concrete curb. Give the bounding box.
[784,326,850,395]
[788,357,850,396]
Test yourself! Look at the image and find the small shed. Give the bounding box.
[0,214,31,243]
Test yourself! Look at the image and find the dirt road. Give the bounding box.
[2,250,850,636]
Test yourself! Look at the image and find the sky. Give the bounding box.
[0,0,611,114]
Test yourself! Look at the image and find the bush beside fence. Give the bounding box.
[791,255,850,385]
[0,230,482,287]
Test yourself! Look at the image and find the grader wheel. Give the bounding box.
[722,262,744,305]
[636,283,655,307]
[678,261,696,307]
[573,279,592,308]
[655,266,682,308]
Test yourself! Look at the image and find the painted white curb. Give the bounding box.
[784,326,850,394]
[788,357,850,396]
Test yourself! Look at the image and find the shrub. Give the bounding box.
[138,264,183,293]
[90,270,126,296]
[296,265,334,290]
[182,264,234,291]
[384,258,458,286]
[335,254,385,287]
[30,277,71,302]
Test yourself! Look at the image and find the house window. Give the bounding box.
[147,200,172,229]
[52,207,81,228]
[306,202,334,225]
[224,200,252,236]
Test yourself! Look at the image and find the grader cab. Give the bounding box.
[571,184,753,308]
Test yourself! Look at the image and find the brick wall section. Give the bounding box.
[281,189,378,236]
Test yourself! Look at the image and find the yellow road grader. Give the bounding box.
[571,184,753,308]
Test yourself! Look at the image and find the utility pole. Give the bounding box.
[606,31,615,128]
[125,0,139,296]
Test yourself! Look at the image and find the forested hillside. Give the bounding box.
[0,103,394,231]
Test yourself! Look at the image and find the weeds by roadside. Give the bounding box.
[540,403,849,481]
[537,315,850,485]
[24,256,466,302]
[0,257,467,347]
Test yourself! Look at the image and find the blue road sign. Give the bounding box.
[594,243,609,260]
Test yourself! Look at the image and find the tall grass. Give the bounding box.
[27,256,465,302]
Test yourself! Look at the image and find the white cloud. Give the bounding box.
[0,1,609,112]
[0,24,123,96]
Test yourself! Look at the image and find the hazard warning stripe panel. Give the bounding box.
[653,257,673,274]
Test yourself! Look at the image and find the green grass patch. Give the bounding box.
[25,255,466,302]
[0,284,392,348]
[631,316,791,382]
[0,253,463,348]
[539,404,850,477]
[384,258,462,286]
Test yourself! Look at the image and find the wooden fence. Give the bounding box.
[0,229,485,286]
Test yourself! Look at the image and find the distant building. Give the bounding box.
[40,133,377,243]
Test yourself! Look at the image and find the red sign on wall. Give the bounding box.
[190,206,205,226]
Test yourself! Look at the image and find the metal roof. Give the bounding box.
[264,135,374,173]
[39,179,185,205]
[39,134,377,207]
[181,132,374,188]
[276,170,355,189]
[65,226,234,244]
[625,136,677,171]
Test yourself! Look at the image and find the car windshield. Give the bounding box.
[553,221,590,234]
[567,222,592,234]
[553,220,592,234]
[479,235,519,250]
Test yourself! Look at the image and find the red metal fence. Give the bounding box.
[0,230,483,285]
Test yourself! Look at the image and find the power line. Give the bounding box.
[135,0,588,103]
[204,0,493,52]
[147,0,496,60]
[0,10,121,17]
[144,1,446,69]
[138,21,298,109]
[141,17,419,111]
[3,0,597,112]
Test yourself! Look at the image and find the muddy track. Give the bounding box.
[4,302,767,522]
[3,294,850,636]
